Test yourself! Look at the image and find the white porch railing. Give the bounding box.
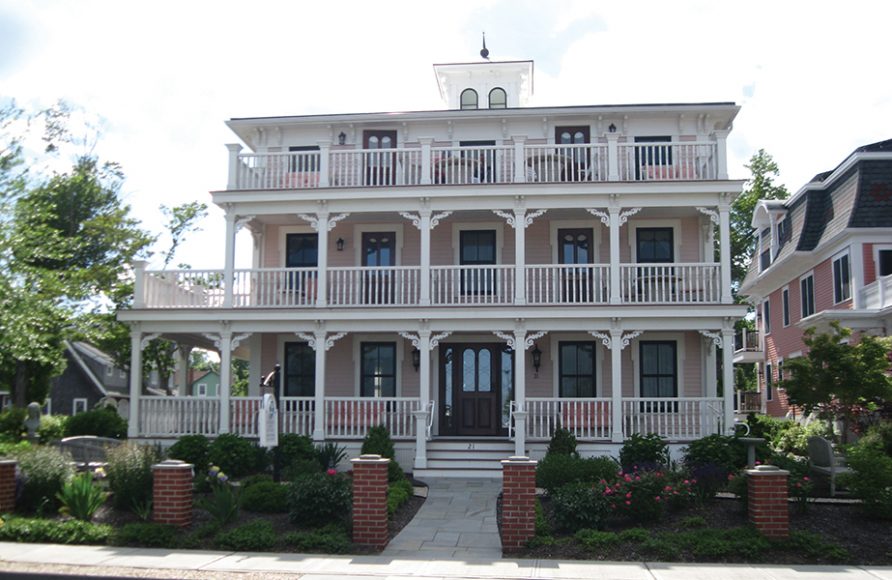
[140,396,220,437]
[280,397,315,436]
[526,398,612,440]
[860,274,892,309]
[230,140,720,191]
[230,397,261,437]
[233,268,318,308]
[619,263,720,304]
[622,397,723,440]
[327,266,421,306]
[144,270,225,308]
[323,397,418,439]
[430,265,515,305]
[525,264,610,304]
[618,141,717,181]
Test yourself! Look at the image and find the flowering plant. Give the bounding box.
[790,474,813,512]
[199,465,240,526]
[605,469,696,523]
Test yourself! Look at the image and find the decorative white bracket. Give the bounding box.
[295,331,347,351]
[231,333,252,351]
[398,331,420,349]
[696,207,719,225]
[494,330,548,350]
[297,213,350,232]
[620,331,642,349]
[493,331,516,350]
[201,333,222,351]
[402,211,452,230]
[589,331,612,349]
[430,331,452,350]
[699,330,723,348]
[586,209,611,226]
[619,207,641,225]
[235,215,256,233]
[140,333,161,349]
[493,209,547,229]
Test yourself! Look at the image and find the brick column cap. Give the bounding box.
[152,459,194,470]
[746,465,789,477]
[0,459,18,466]
[501,456,537,466]
[351,454,391,465]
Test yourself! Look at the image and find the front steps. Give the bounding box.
[412,438,518,479]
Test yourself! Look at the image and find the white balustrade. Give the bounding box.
[143,270,225,308]
[619,263,719,304]
[622,397,723,440]
[860,274,892,309]
[430,265,514,305]
[524,143,608,183]
[139,397,220,437]
[327,266,420,306]
[230,397,261,437]
[526,398,612,440]
[235,151,322,190]
[280,397,315,436]
[329,148,423,187]
[431,145,514,184]
[233,268,318,308]
[525,264,609,304]
[618,141,717,181]
[323,397,418,439]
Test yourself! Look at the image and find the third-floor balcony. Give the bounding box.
[226,139,724,192]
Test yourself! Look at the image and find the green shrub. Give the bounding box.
[240,480,288,513]
[282,524,351,553]
[546,427,578,457]
[361,425,404,482]
[287,471,351,527]
[387,478,413,516]
[607,470,696,523]
[16,445,75,513]
[859,421,892,457]
[64,406,127,439]
[37,415,68,442]
[57,472,108,521]
[200,468,241,526]
[533,498,551,539]
[551,482,611,531]
[774,421,833,456]
[0,440,31,458]
[619,433,669,471]
[208,434,264,478]
[283,458,324,481]
[240,473,273,489]
[841,438,892,519]
[106,442,160,512]
[746,413,792,442]
[111,523,179,548]
[0,408,27,441]
[683,435,747,498]
[276,434,318,472]
[618,527,649,543]
[574,528,620,550]
[784,530,850,563]
[536,454,618,494]
[315,441,348,470]
[215,519,277,551]
[0,516,111,544]
[680,515,707,528]
[167,434,210,470]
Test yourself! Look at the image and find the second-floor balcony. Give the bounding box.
[227,140,724,192]
[732,327,762,364]
[137,262,723,310]
[860,273,892,310]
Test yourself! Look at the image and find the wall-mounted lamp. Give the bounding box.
[608,123,617,133]
[336,238,345,252]
[531,343,542,377]
[338,132,346,145]
[412,348,421,372]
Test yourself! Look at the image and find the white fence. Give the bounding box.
[622,397,723,440]
[526,398,612,440]
[140,396,220,437]
[323,397,418,439]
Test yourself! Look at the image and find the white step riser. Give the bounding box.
[426,459,504,470]
[414,468,503,479]
[427,442,515,452]
[428,451,512,460]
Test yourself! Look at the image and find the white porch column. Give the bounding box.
[127,328,143,438]
[219,331,233,434]
[513,329,528,457]
[609,208,621,304]
[419,138,433,185]
[316,212,330,307]
[513,136,527,183]
[608,329,624,442]
[419,210,432,306]
[248,335,262,397]
[175,345,191,396]
[132,260,147,308]
[317,141,330,187]
[722,328,735,434]
[416,330,432,469]
[226,143,243,190]
[313,330,327,441]
[606,133,619,181]
[514,209,527,305]
[719,203,732,304]
[223,211,236,308]
[704,338,718,399]
[712,130,729,180]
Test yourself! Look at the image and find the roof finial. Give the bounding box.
[480,32,490,60]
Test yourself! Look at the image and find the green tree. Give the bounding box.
[781,323,892,443]
[160,201,207,269]
[731,150,789,294]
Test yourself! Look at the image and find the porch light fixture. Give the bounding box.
[531,343,542,377]
[336,238,345,251]
[608,123,617,133]
[412,348,421,371]
[338,132,346,145]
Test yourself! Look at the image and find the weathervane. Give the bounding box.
[480,32,490,60]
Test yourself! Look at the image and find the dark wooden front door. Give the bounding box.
[447,344,501,436]
[363,130,397,186]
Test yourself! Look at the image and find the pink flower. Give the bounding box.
[625,500,631,505]
[683,480,690,485]
[754,460,762,466]
[664,485,672,491]
[803,476,810,482]
[655,496,661,502]
[326,468,337,476]
[624,474,632,482]
[626,492,632,499]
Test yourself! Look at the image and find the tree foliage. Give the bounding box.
[781,323,892,443]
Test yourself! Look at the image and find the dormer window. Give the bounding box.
[488,87,506,109]
[460,89,478,110]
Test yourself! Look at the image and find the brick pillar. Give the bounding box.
[0,460,17,513]
[501,455,538,554]
[152,459,194,527]
[351,454,390,550]
[747,464,789,538]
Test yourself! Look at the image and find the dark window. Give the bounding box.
[559,342,596,397]
[782,288,790,326]
[634,136,672,180]
[488,87,507,109]
[879,249,892,277]
[760,249,771,271]
[765,363,773,401]
[284,342,315,397]
[361,342,396,397]
[460,230,496,265]
[558,228,593,265]
[636,228,674,263]
[286,233,318,268]
[801,275,815,318]
[833,254,851,303]
[639,341,677,398]
[460,88,478,110]
[763,300,771,334]
[288,145,320,172]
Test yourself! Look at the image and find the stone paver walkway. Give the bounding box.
[384,477,502,559]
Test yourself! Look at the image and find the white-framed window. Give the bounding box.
[73,398,88,415]
[782,286,790,327]
[764,363,773,402]
[196,383,208,397]
[105,365,113,377]
[763,299,771,334]
[800,273,815,318]
[119,369,126,379]
[875,245,892,278]
[777,359,785,386]
[832,251,851,303]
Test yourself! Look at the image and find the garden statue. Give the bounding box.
[24,402,41,441]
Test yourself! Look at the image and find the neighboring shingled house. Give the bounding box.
[49,341,130,418]
[190,370,220,397]
[738,138,892,417]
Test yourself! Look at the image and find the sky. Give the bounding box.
[1,0,890,270]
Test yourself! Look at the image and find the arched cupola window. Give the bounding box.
[460,88,478,110]
[488,87,507,109]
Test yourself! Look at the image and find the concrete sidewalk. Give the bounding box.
[1,542,891,579]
